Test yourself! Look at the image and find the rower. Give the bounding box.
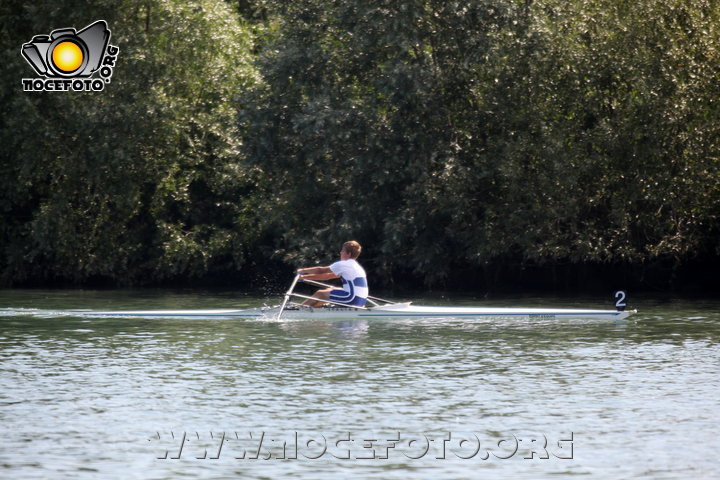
[297,241,368,308]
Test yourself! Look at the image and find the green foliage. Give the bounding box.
[244,0,720,287]
[0,0,261,284]
[1,0,718,289]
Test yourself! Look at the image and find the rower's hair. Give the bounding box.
[342,241,362,259]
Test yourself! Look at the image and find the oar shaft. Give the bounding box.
[298,277,395,304]
[277,274,301,320]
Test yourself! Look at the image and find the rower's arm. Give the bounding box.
[301,272,339,281]
[297,266,339,281]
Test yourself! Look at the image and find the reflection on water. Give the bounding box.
[0,290,718,479]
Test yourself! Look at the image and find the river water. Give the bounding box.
[0,289,718,479]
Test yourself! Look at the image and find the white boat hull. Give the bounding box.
[276,304,632,320]
[85,304,633,321]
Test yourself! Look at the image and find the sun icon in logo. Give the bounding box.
[51,41,84,73]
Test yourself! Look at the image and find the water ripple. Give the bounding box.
[1,293,719,479]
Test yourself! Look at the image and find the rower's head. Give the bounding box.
[341,241,362,260]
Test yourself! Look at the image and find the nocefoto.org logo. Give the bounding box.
[21,20,119,92]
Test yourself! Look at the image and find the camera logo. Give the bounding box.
[21,20,119,92]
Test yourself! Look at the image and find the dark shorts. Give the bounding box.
[329,289,367,307]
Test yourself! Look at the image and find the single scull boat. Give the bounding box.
[84,276,634,321]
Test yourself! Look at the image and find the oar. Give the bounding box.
[277,273,301,320]
[298,277,398,306]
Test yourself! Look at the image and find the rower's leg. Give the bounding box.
[301,288,331,307]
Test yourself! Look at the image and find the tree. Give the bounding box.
[0,0,261,285]
[243,0,720,288]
